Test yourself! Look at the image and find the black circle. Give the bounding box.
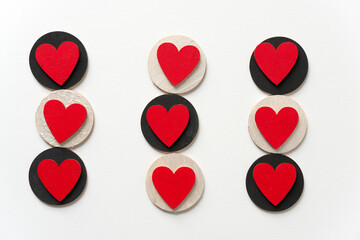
[246,154,304,211]
[141,94,199,152]
[29,31,88,90]
[249,36,308,95]
[29,147,87,205]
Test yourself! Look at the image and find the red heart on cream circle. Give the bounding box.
[255,107,299,149]
[152,166,196,209]
[157,43,200,86]
[44,100,87,143]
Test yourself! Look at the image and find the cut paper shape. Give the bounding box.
[141,94,199,152]
[253,163,296,206]
[157,43,200,86]
[37,159,81,202]
[255,106,299,149]
[246,154,304,211]
[29,147,87,205]
[44,99,87,143]
[145,153,204,212]
[152,166,196,209]
[146,104,189,147]
[254,42,298,85]
[35,41,79,86]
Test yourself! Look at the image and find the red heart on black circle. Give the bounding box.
[35,42,79,86]
[254,42,298,85]
[37,159,81,202]
[146,104,189,147]
[253,163,296,206]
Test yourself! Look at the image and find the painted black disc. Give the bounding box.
[249,36,308,95]
[29,31,88,90]
[29,147,87,205]
[141,94,198,152]
[246,154,304,211]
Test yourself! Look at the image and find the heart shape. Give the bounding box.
[152,166,196,209]
[157,43,200,86]
[255,107,299,149]
[37,159,81,202]
[35,41,79,86]
[253,163,297,206]
[44,100,87,143]
[254,42,298,85]
[146,104,189,147]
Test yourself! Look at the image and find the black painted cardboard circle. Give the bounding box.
[29,31,88,90]
[249,36,308,95]
[246,154,304,211]
[29,147,87,205]
[141,94,199,152]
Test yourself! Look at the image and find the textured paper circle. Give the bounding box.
[249,36,308,95]
[29,31,88,90]
[248,95,307,153]
[246,154,304,211]
[29,147,87,205]
[146,153,204,213]
[148,35,206,94]
[35,90,94,148]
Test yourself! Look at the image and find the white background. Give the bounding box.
[0,0,359,239]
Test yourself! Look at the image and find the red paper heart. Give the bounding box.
[254,42,298,85]
[152,166,196,209]
[255,107,299,149]
[44,100,87,143]
[157,43,200,86]
[146,104,189,147]
[37,159,81,202]
[35,41,79,86]
[253,163,297,206]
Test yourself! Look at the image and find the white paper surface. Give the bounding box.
[0,0,359,239]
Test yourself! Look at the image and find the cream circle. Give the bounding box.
[148,35,206,94]
[35,90,94,148]
[248,95,307,153]
[145,153,205,213]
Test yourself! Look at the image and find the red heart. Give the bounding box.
[152,166,196,209]
[37,159,81,202]
[146,104,189,147]
[255,107,299,149]
[157,43,200,86]
[254,42,298,85]
[44,100,87,143]
[35,41,79,86]
[253,163,297,206]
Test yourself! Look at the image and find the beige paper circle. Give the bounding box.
[148,35,206,94]
[248,95,307,153]
[35,90,94,148]
[146,153,205,213]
